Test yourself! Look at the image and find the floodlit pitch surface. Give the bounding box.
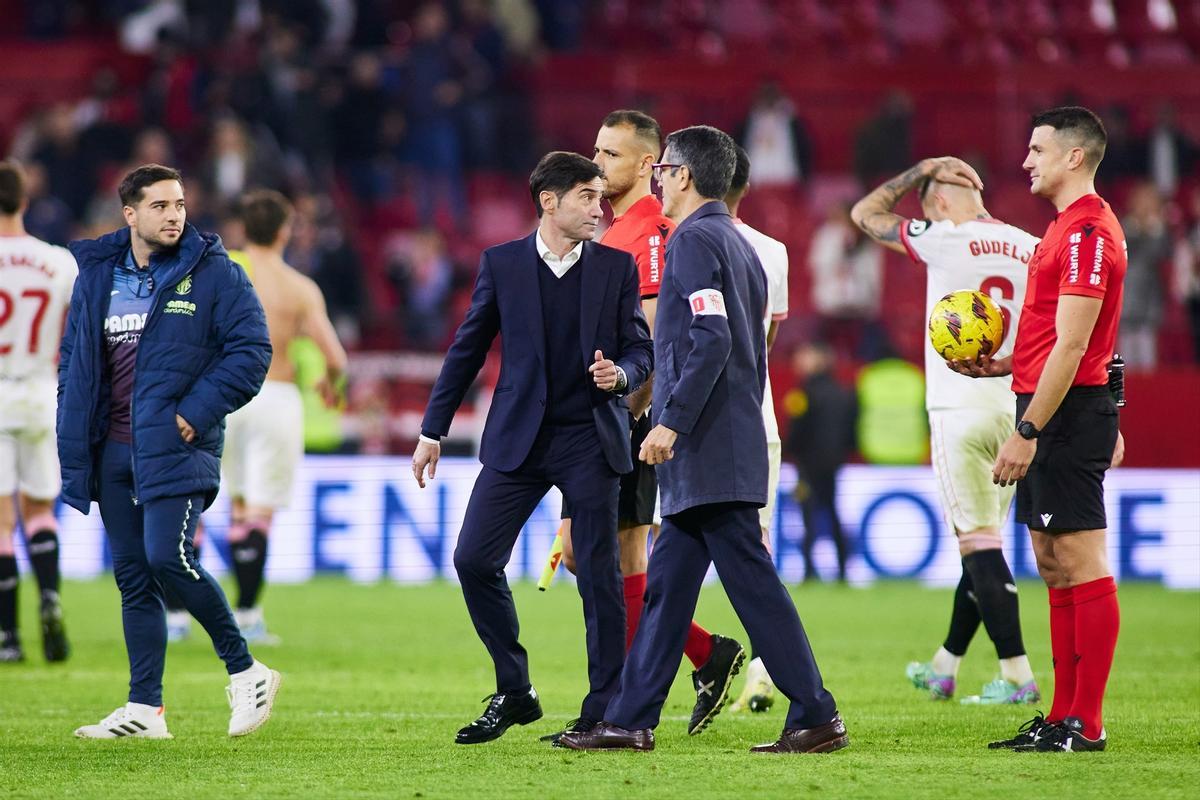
[2,579,1196,799]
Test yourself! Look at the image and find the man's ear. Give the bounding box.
[540,190,557,216]
[637,152,654,178]
[1067,146,1087,172]
[122,205,136,227]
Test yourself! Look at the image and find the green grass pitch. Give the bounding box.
[2,578,1197,799]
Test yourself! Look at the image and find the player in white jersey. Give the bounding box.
[724,146,788,713]
[0,161,76,662]
[852,156,1041,705]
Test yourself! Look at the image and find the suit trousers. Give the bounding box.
[97,438,252,706]
[453,422,624,721]
[605,501,838,730]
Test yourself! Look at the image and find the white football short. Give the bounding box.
[0,426,61,500]
[758,439,782,532]
[0,377,60,500]
[222,380,304,510]
[928,408,1016,534]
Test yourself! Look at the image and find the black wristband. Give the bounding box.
[1016,420,1040,440]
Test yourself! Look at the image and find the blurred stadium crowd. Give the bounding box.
[1,0,1198,458]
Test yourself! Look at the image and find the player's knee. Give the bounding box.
[957,529,1003,557]
[0,529,14,556]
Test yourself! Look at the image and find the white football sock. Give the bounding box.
[999,655,1035,686]
[931,646,961,678]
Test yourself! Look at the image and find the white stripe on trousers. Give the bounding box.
[178,499,199,580]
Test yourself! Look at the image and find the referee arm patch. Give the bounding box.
[688,289,727,317]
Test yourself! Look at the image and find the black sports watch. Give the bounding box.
[1016,420,1041,440]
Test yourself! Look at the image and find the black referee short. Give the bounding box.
[1015,386,1118,533]
[560,412,658,528]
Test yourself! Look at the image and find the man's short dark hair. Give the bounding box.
[0,160,26,215]
[529,151,605,218]
[601,109,662,157]
[1031,106,1108,170]
[119,163,184,207]
[663,125,737,200]
[729,145,751,195]
[241,189,294,245]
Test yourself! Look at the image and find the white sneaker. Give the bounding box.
[166,611,191,643]
[227,659,281,737]
[75,703,172,739]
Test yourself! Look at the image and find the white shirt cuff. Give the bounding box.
[418,434,441,446]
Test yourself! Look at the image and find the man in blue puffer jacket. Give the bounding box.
[58,164,281,739]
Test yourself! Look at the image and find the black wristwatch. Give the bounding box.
[1016,420,1041,440]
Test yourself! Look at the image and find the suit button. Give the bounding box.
[539,398,546,406]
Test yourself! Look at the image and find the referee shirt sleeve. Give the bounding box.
[1058,217,1117,299]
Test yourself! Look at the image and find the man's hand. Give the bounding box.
[639,424,677,465]
[922,156,984,191]
[176,414,196,443]
[1111,430,1125,468]
[589,350,622,392]
[412,440,440,488]
[947,353,1012,378]
[315,376,341,408]
[993,432,1036,486]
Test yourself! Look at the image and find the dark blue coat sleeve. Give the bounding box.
[658,229,731,435]
[175,257,271,436]
[56,277,84,421]
[421,251,500,437]
[613,254,653,393]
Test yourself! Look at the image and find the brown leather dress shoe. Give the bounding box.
[557,722,655,751]
[750,713,849,754]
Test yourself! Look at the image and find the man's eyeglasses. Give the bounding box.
[651,162,683,182]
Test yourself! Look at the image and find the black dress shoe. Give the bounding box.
[688,634,745,735]
[455,688,544,744]
[750,713,849,754]
[539,716,597,745]
[557,722,655,751]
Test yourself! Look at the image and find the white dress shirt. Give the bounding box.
[535,231,583,278]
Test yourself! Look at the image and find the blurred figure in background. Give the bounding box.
[1177,187,1200,362]
[738,82,811,187]
[1120,183,1172,369]
[219,190,347,645]
[786,342,855,583]
[808,202,885,360]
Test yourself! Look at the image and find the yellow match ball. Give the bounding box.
[928,290,1005,361]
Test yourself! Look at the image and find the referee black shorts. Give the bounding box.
[560,412,658,529]
[1015,386,1118,533]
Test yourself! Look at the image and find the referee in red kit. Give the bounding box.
[952,106,1126,753]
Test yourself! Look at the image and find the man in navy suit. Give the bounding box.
[412,151,653,744]
[560,126,849,754]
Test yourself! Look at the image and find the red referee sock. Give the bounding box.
[623,573,647,652]
[683,621,713,668]
[1070,576,1120,740]
[1046,586,1076,723]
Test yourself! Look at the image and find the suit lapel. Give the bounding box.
[519,233,546,364]
[578,242,606,366]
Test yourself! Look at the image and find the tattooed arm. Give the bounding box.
[850,157,983,254]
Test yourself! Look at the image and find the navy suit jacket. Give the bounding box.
[422,231,654,474]
[653,201,769,515]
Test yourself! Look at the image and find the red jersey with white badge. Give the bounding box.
[601,194,674,299]
[1011,194,1126,395]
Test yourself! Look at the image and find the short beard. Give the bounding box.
[138,229,180,252]
[603,179,635,201]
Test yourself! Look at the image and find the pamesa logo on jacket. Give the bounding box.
[165,273,196,316]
